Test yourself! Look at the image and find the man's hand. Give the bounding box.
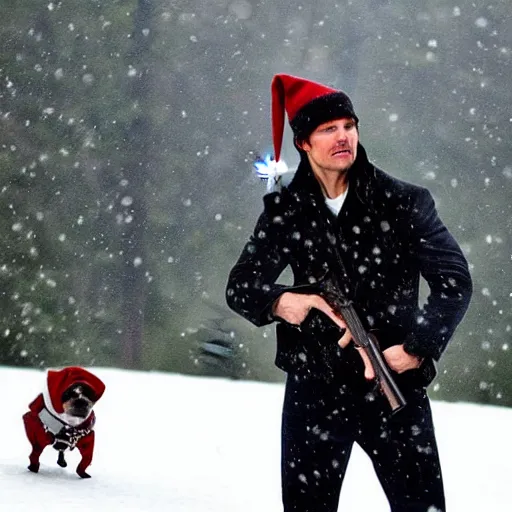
[355,343,423,381]
[272,292,352,347]
[383,344,423,374]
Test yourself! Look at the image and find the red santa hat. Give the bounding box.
[45,367,106,413]
[271,73,359,162]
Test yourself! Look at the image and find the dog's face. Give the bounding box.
[61,383,96,419]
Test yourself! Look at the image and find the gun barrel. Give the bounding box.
[366,334,407,413]
[337,303,407,414]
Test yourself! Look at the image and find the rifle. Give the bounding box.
[320,278,407,414]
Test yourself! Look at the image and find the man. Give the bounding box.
[225,74,472,511]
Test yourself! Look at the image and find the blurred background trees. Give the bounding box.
[1,0,510,406]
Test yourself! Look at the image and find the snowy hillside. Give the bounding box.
[0,366,511,511]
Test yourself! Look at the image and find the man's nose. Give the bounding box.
[336,130,348,142]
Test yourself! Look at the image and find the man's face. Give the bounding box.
[298,117,358,174]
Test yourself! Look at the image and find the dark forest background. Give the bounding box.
[1,0,510,406]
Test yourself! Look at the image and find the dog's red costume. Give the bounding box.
[23,367,105,478]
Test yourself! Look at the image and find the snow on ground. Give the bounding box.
[0,366,511,511]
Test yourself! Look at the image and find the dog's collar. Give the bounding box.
[38,407,67,435]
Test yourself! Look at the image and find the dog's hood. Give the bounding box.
[44,367,106,414]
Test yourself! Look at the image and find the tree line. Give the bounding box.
[1,0,510,406]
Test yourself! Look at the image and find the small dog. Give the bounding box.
[23,366,105,478]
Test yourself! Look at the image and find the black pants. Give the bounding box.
[281,374,445,512]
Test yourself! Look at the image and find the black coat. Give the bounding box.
[226,144,472,389]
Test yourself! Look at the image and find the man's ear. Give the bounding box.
[295,137,309,152]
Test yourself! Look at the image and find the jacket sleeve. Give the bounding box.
[403,187,473,360]
[225,194,290,327]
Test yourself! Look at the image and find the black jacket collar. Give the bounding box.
[286,143,376,209]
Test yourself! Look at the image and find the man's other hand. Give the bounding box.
[383,344,423,374]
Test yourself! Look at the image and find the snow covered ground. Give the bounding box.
[0,366,511,511]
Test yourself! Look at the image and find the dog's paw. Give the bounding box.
[57,451,67,468]
[28,463,40,473]
[77,470,91,479]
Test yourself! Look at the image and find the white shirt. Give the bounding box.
[324,185,349,216]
